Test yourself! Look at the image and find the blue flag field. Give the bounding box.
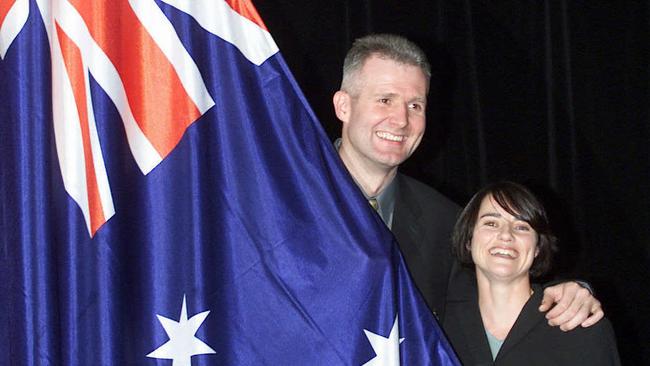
[0,0,459,364]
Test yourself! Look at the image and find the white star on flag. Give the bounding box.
[362,315,405,366]
[147,295,216,366]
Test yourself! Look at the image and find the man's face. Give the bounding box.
[334,56,428,174]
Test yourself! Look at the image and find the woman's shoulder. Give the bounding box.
[499,284,621,364]
[526,302,621,364]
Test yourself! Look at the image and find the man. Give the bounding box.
[332,34,603,330]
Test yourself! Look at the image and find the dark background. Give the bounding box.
[255,1,649,363]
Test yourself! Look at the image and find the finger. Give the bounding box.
[557,302,591,331]
[546,286,590,324]
[538,295,555,312]
[544,296,572,321]
[581,304,604,328]
[539,286,562,312]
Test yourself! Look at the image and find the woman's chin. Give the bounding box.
[479,265,529,282]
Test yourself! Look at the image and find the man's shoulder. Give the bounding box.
[396,173,461,213]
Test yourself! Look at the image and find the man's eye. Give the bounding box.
[409,103,423,111]
[378,98,390,104]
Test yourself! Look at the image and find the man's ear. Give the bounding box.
[333,90,350,123]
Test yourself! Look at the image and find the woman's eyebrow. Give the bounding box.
[478,212,501,219]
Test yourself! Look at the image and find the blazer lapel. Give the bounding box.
[456,289,495,365]
[496,284,546,360]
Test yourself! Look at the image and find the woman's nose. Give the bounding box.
[498,225,514,241]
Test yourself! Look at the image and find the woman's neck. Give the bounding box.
[476,271,533,340]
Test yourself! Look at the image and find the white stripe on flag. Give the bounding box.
[159,0,279,66]
[84,66,116,223]
[50,26,95,235]
[53,0,163,175]
[129,0,215,114]
[0,0,29,59]
[53,3,116,225]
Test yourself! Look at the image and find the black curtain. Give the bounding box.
[256,1,649,363]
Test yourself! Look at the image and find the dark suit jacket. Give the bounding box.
[443,279,622,366]
[391,173,462,318]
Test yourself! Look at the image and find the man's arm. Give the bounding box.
[539,281,604,331]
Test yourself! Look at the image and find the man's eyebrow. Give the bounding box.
[374,92,398,98]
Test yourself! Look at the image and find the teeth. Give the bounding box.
[489,248,516,258]
[376,131,404,142]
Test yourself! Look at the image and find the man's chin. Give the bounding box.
[375,156,407,170]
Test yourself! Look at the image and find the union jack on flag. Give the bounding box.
[0,1,459,365]
[0,0,277,236]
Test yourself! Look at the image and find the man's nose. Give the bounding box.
[390,102,409,127]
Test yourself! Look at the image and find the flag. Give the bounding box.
[0,0,460,365]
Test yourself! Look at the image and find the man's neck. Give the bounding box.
[338,152,397,197]
[357,170,396,197]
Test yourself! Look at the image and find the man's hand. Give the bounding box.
[539,281,604,331]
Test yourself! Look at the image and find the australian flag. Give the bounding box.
[0,0,459,365]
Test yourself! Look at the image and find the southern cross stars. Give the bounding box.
[147,295,216,366]
[362,315,404,366]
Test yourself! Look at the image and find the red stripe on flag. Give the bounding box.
[0,0,16,27]
[69,0,201,159]
[225,0,269,32]
[56,23,106,236]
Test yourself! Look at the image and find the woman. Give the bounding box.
[443,181,620,365]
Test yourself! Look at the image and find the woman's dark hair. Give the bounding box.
[452,181,558,278]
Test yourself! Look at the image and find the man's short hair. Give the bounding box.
[451,181,558,278]
[341,34,431,95]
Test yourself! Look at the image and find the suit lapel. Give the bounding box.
[391,174,424,257]
[389,173,458,317]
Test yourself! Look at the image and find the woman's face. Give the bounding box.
[470,194,539,282]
